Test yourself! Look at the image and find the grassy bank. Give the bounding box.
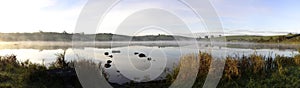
[0,54,81,88]
[223,34,300,44]
[167,51,300,88]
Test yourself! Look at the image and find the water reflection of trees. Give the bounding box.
[0,41,299,51]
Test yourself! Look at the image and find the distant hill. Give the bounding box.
[182,30,291,38]
[0,32,194,41]
[205,33,300,43]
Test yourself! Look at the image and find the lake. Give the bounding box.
[0,41,299,84]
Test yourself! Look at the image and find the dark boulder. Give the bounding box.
[138,53,146,58]
[107,60,112,63]
[134,52,139,55]
[104,63,111,68]
[108,55,113,58]
[104,52,109,55]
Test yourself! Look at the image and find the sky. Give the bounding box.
[0,0,299,34]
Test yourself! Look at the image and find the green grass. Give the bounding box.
[222,34,300,44]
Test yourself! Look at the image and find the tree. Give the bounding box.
[80,32,84,35]
[62,30,68,34]
[39,30,43,33]
[205,36,209,39]
[269,37,274,42]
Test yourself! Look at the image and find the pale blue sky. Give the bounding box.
[211,0,300,33]
[0,0,299,34]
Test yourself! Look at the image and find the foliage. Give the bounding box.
[0,54,81,88]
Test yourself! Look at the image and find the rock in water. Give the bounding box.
[107,60,112,63]
[134,52,139,55]
[108,55,113,58]
[104,63,111,68]
[138,53,146,58]
[104,52,109,55]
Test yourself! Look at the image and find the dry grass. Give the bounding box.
[167,50,300,87]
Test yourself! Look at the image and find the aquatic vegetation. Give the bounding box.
[295,49,300,66]
[167,51,300,88]
[0,54,81,88]
[224,57,239,80]
[294,54,300,66]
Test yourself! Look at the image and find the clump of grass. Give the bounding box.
[167,52,213,87]
[198,52,212,76]
[249,53,265,74]
[294,49,300,66]
[224,57,239,80]
[295,55,300,65]
[49,50,70,69]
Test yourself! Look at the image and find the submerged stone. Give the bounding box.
[108,55,113,58]
[104,52,109,55]
[104,63,111,68]
[107,60,112,63]
[112,50,121,53]
[138,53,146,58]
[134,52,139,55]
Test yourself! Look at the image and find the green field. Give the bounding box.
[224,34,300,44]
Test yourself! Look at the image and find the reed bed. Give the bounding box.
[0,54,81,88]
[168,50,300,88]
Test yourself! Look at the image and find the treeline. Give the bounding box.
[0,32,193,41]
[224,33,300,43]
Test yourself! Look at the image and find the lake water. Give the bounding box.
[0,41,299,84]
